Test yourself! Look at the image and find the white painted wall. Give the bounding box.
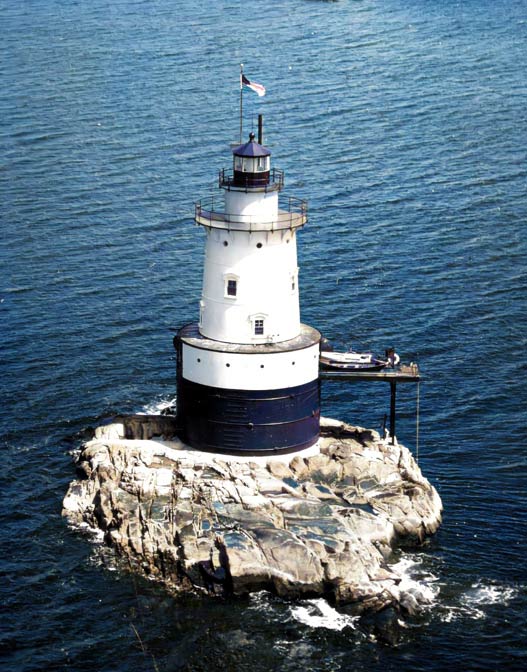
[182,342,320,391]
[199,227,301,343]
[224,190,278,224]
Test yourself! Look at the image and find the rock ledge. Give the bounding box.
[63,416,442,613]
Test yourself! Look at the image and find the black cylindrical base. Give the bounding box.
[176,377,320,454]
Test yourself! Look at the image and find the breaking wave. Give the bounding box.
[439,580,520,623]
[140,396,177,415]
[290,599,359,631]
[390,554,441,609]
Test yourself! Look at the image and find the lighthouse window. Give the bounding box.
[224,273,240,299]
[254,319,264,335]
[291,268,299,292]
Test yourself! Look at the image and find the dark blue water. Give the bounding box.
[1,0,526,669]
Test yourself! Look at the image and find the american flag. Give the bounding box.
[241,74,266,97]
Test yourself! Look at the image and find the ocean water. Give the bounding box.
[1,0,526,670]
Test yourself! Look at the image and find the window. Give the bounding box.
[223,273,239,299]
[250,313,268,339]
[291,268,299,292]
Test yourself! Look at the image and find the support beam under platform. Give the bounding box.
[319,365,421,445]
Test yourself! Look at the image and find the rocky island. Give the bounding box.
[63,415,442,614]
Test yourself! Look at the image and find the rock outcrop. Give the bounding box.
[63,416,442,613]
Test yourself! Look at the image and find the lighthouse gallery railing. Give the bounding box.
[195,195,308,232]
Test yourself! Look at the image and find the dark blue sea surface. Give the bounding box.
[1,0,526,670]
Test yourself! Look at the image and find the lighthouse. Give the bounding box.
[175,119,321,453]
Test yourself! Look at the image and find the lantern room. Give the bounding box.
[231,132,271,188]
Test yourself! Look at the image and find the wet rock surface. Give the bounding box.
[63,417,442,613]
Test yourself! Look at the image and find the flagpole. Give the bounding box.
[239,64,244,143]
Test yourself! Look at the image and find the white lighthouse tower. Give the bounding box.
[175,119,321,453]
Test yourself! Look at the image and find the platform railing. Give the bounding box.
[194,195,308,232]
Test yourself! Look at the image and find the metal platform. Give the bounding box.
[319,364,420,383]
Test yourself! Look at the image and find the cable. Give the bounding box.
[416,381,420,463]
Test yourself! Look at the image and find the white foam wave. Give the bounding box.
[390,554,441,610]
[440,581,519,623]
[441,604,486,622]
[76,521,105,543]
[290,599,358,631]
[140,396,177,415]
[462,581,518,606]
[389,555,521,624]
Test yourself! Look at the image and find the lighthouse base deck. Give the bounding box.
[177,322,320,353]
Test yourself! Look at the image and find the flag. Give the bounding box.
[241,73,266,97]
